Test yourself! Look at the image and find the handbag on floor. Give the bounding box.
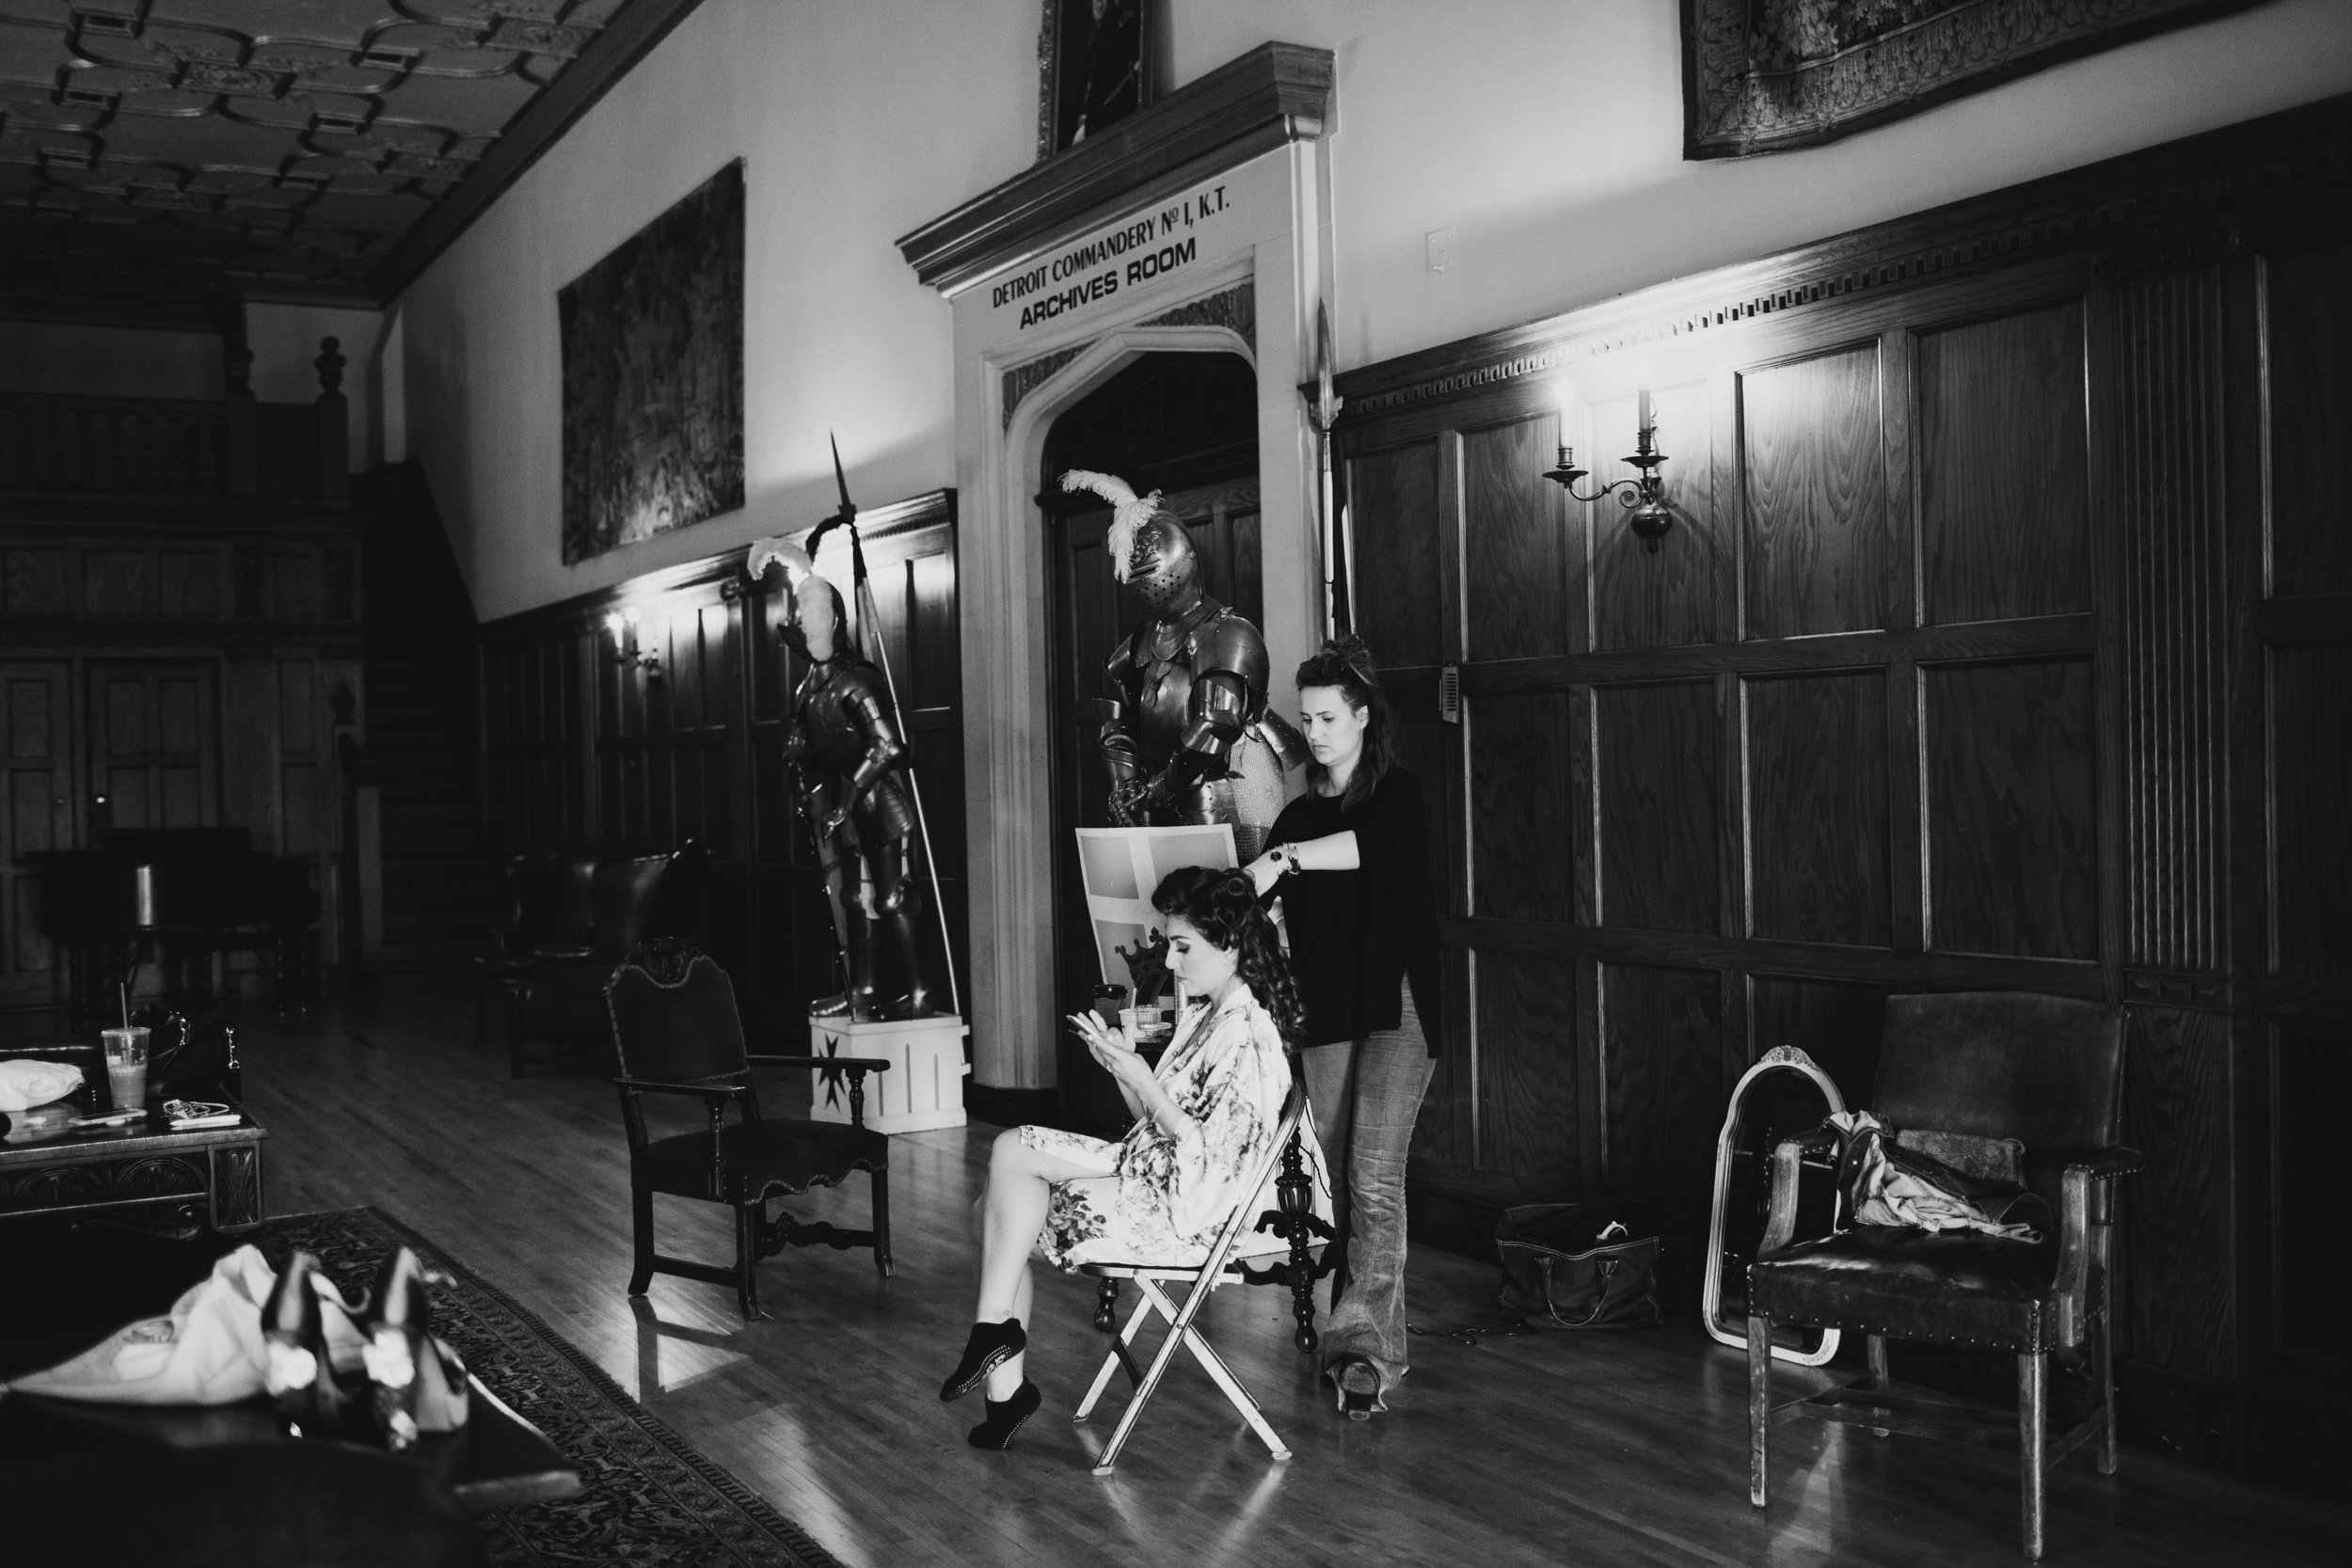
[1496,1198,1661,1329]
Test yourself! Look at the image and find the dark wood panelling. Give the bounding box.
[1918,301,2090,624]
[1592,379,1716,651]
[1346,443,1444,667]
[2108,269,2228,974]
[2268,643,2351,983]
[1474,951,1579,1192]
[1602,962,1724,1275]
[1595,680,1717,933]
[0,662,69,1006]
[1468,690,1571,924]
[1462,415,1567,662]
[1744,671,1889,946]
[2274,1022,2352,1365]
[1924,657,2098,958]
[2267,244,2352,599]
[1748,975,1887,1109]
[2121,1006,2234,1384]
[1740,344,1886,640]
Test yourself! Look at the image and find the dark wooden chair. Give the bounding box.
[472,846,606,1043]
[607,940,892,1320]
[508,841,705,1076]
[1746,991,2142,1560]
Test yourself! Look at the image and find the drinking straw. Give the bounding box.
[119,983,129,1030]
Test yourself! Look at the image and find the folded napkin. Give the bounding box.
[0,1059,82,1112]
[5,1245,363,1406]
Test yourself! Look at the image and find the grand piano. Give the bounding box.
[24,829,322,1024]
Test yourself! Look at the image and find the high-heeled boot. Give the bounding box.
[362,1246,470,1449]
[262,1251,356,1438]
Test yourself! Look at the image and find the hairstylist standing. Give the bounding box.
[1244,637,1440,1419]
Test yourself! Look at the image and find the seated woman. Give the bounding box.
[939,865,1324,1450]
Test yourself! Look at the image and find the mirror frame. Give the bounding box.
[1702,1044,1846,1366]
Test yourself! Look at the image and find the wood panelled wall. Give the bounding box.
[1329,98,2352,1476]
[478,492,965,1036]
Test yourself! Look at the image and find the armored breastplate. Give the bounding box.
[798,663,887,774]
[1110,600,1267,771]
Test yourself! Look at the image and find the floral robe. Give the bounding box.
[1021,986,1331,1269]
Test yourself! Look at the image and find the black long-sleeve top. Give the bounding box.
[1265,766,1443,1055]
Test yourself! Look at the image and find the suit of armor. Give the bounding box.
[782,581,931,1020]
[1095,507,1303,860]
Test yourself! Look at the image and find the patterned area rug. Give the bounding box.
[261,1207,844,1568]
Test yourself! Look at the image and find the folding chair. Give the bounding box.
[1072,1084,1318,1477]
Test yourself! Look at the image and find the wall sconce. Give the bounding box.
[602,606,661,678]
[1541,378,1673,553]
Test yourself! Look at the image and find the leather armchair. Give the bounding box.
[1745,990,2141,1560]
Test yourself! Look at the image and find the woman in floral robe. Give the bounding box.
[937,866,1327,1449]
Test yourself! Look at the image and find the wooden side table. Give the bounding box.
[0,1106,266,1232]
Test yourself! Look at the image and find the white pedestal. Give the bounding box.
[808,1012,970,1133]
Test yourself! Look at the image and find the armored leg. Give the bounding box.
[869,839,932,1018]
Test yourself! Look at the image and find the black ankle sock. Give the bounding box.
[939,1319,1025,1402]
[966,1379,1041,1449]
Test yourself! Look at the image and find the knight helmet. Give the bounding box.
[1060,467,1201,611]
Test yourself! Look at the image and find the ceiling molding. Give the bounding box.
[366,0,708,302]
[898,41,1333,296]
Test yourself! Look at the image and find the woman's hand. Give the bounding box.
[1243,845,1288,896]
[1067,1011,1136,1057]
[1090,1037,1158,1096]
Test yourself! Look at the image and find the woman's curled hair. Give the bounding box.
[1295,634,1397,808]
[1151,866,1306,1043]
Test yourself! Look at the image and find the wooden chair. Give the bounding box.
[1745,991,2142,1560]
[1072,1084,1320,1476]
[607,940,892,1320]
[513,841,705,1076]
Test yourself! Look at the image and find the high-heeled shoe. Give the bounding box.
[1327,1354,1384,1420]
[939,1319,1025,1402]
[362,1246,470,1449]
[262,1251,357,1438]
[966,1379,1041,1449]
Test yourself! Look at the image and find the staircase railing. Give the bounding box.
[0,336,349,504]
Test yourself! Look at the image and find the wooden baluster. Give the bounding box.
[315,338,348,503]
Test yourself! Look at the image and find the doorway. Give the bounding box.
[1041,351,1260,1131]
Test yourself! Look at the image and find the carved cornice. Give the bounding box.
[478,486,956,644]
[1334,92,2352,427]
[898,42,1333,294]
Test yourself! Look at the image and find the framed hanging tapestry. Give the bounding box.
[1681,0,2264,160]
[560,160,745,564]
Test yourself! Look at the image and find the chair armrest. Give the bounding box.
[612,1075,748,1098]
[2065,1147,2144,1181]
[748,1053,892,1072]
[1759,1128,1841,1258]
[2053,1148,2142,1345]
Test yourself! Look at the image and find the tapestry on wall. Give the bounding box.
[559,160,745,564]
[1680,0,2263,160]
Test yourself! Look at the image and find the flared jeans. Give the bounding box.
[1299,983,1435,1389]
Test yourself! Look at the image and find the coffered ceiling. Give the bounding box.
[0,0,701,325]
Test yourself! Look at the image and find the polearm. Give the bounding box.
[1307,302,1348,638]
[809,435,962,1020]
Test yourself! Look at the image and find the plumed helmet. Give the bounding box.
[1059,467,1200,610]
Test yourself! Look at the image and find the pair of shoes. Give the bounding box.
[940,1319,1025,1402]
[264,1249,470,1449]
[966,1379,1041,1449]
[1326,1354,1384,1421]
[362,1247,469,1451]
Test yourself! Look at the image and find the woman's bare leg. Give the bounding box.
[971,1130,1102,1395]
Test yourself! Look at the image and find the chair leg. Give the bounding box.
[1093,1277,1121,1331]
[1075,1290,1155,1421]
[2019,1350,2047,1560]
[736,1201,763,1321]
[1176,1323,1288,1460]
[2095,1308,2118,1476]
[1748,1312,1772,1508]
[1868,1333,1892,1437]
[1092,1278,1209,1477]
[869,1164,894,1278]
[628,1186,655,1295]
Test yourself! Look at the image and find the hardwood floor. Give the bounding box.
[166,973,2352,1567]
